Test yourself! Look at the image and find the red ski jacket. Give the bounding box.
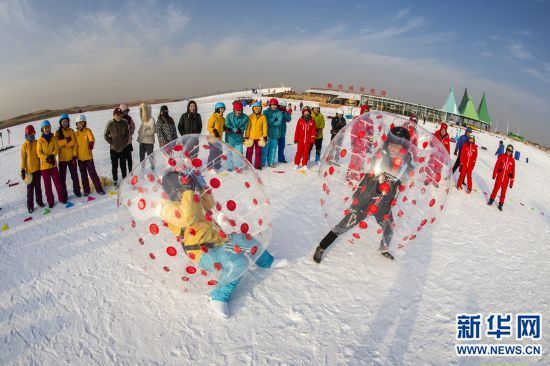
[434,128,450,154]
[294,117,316,144]
[459,142,478,171]
[493,153,516,188]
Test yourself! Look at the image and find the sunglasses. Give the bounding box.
[506,149,513,152]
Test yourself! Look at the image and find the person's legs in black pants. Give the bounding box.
[110,149,119,183]
[314,207,366,263]
[315,138,323,161]
[119,151,127,179]
[139,143,146,162]
[452,153,461,174]
[125,144,133,172]
[374,212,394,251]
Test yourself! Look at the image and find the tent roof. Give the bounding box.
[458,88,470,114]
[477,92,491,124]
[441,87,459,114]
[460,96,480,121]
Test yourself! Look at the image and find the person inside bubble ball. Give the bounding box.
[313,126,413,263]
[159,170,288,318]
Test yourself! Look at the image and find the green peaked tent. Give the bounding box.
[477,92,491,125]
[460,96,480,121]
[441,87,459,114]
[458,88,470,114]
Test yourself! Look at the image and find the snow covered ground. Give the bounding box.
[0,90,549,365]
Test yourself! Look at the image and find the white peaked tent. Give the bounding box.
[441,87,459,115]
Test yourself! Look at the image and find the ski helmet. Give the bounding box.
[336,109,345,116]
[25,125,35,135]
[40,120,51,129]
[302,106,312,115]
[252,101,262,109]
[440,122,447,130]
[468,134,476,141]
[388,126,411,145]
[59,113,70,123]
[279,100,287,107]
[214,102,226,110]
[466,127,473,133]
[506,144,514,152]
[76,114,87,123]
[113,108,123,116]
[232,101,243,111]
[409,114,418,123]
[269,98,278,106]
[162,171,195,201]
[119,103,130,112]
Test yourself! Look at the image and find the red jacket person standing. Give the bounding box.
[434,122,450,154]
[456,135,477,193]
[293,106,316,170]
[488,144,515,211]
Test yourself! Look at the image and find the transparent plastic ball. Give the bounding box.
[117,134,272,292]
[319,111,452,255]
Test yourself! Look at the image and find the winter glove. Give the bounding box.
[236,128,242,135]
[21,169,26,180]
[213,129,220,138]
[509,181,513,189]
[454,151,458,156]
[66,136,72,142]
[224,127,231,133]
[244,139,253,148]
[88,141,94,150]
[258,137,266,147]
[46,155,56,165]
[492,176,496,180]
[294,139,298,144]
[71,156,77,166]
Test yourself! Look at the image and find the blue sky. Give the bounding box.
[1,0,549,144]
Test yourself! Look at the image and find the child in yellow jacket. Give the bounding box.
[56,114,82,198]
[74,115,105,196]
[21,125,44,213]
[206,102,226,170]
[160,170,287,318]
[244,102,267,169]
[37,120,67,208]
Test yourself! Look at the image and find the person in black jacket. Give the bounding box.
[313,126,413,262]
[155,105,178,147]
[330,109,347,140]
[178,100,202,158]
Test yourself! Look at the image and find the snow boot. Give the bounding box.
[487,199,494,206]
[313,246,325,263]
[498,203,503,211]
[271,258,289,269]
[38,202,45,208]
[315,153,320,162]
[381,252,395,260]
[28,208,33,214]
[98,190,106,195]
[209,299,230,318]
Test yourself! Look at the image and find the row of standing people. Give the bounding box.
[440,125,516,211]
[21,115,105,213]
[193,98,326,171]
